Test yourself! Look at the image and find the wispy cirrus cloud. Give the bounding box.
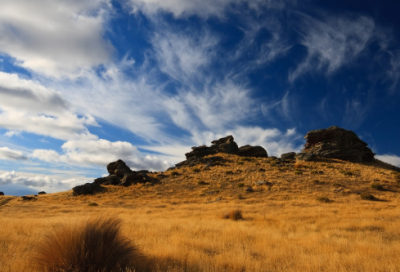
[290,14,376,82]
[127,0,287,18]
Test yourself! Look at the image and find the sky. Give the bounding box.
[0,0,400,195]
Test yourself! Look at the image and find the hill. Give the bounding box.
[1,128,400,271]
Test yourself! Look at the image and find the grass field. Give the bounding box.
[1,154,400,271]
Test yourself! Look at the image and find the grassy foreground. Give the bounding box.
[1,154,400,271]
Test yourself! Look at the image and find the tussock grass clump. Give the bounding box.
[371,183,384,191]
[221,209,243,220]
[237,183,245,188]
[361,193,377,201]
[32,217,144,272]
[88,202,99,206]
[316,197,331,203]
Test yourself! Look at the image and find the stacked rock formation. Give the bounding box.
[177,135,268,167]
[297,126,375,162]
[73,160,155,195]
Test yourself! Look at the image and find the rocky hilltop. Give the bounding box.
[72,126,378,195]
[296,126,375,162]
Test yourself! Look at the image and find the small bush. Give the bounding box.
[241,158,252,162]
[238,194,245,200]
[371,183,384,191]
[313,179,321,184]
[361,193,377,201]
[197,181,209,186]
[192,168,201,173]
[32,217,144,272]
[170,171,179,176]
[340,170,353,176]
[294,170,303,175]
[222,209,243,221]
[225,170,233,175]
[237,162,244,165]
[237,183,245,188]
[326,165,334,169]
[316,197,331,203]
[88,202,99,207]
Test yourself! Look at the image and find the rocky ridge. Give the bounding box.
[72,127,378,195]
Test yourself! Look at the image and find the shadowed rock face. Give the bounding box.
[238,145,268,158]
[299,126,375,162]
[179,135,268,167]
[72,183,106,196]
[185,135,239,159]
[107,160,133,178]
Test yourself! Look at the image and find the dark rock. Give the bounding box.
[94,174,121,185]
[21,196,35,201]
[72,183,106,196]
[106,160,133,178]
[0,192,4,196]
[296,152,314,161]
[120,173,150,186]
[176,156,223,168]
[300,126,375,162]
[238,145,268,158]
[245,186,254,192]
[38,191,46,195]
[185,135,238,159]
[281,152,296,161]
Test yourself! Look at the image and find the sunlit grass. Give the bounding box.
[1,153,400,271]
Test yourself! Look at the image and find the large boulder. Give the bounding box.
[94,174,121,185]
[72,183,106,196]
[299,126,375,162]
[185,135,239,159]
[107,160,133,178]
[120,173,151,186]
[238,145,268,158]
[281,152,296,161]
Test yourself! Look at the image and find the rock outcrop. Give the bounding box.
[238,145,268,157]
[0,192,4,196]
[180,135,268,167]
[38,191,46,195]
[185,135,239,159]
[281,152,296,161]
[297,126,375,162]
[93,160,155,187]
[72,183,106,196]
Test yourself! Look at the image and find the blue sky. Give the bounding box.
[0,0,400,195]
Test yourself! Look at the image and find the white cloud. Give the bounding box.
[0,147,28,161]
[0,0,112,77]
[0,170,93,193]
[127,0,285,18]
[387,51,400,92]
[0,72,98,140]
[376,155,400,167]
[31,139,174,171]
[290,15,375,82]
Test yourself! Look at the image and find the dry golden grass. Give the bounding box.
[1,153,400,271]
[32,217,143,272]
